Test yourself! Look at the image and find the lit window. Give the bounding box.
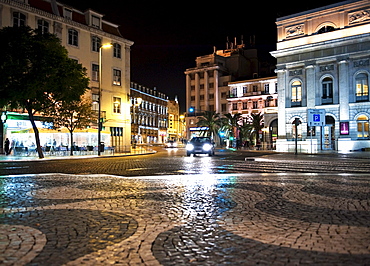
[113,69,121,86]
[291,80,302,106]
[113,97,121,113]
[356,73,369,102]
[68,29,78,46]
[357,115,369,138]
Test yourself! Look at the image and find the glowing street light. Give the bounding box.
[98,43,113,156]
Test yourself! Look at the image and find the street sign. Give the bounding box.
[307,109,325,126]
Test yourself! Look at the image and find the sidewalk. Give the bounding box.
[0,146,156,161]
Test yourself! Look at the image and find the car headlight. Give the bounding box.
[203,143,212,151]
[186,144,194,151]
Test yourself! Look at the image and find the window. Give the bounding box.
[232,103,238,110]
[13,12,26,27]
[111,127,123,137]
[243,86,248,94]
[322,77,333,104]
[253,85,258,92]
[37,19,49,34]
[64,8,73,19]
[356,73,369,102]
[317,25,335,34]
[243,102,248,109]
[92,15,100,28]
[253,101,258,109]
[357,115,369,138]
[113,97,121,113]
[113,43,121,58]
[264,84,269,94]
[221,103,227,112]
[68,29,78,46]
[92,64,99,81]
[91,36,101,52]
[113,69,121,86]
[92,93,99,111]
[291,80,302,106]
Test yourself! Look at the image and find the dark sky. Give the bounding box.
[61,0,341,111]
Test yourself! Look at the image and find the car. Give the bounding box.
[186,137,215,156]
[165,140,178,148]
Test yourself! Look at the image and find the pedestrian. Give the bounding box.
[4,138,10,155]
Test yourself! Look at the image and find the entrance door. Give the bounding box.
[322,116,335,150]
[322,125,333,150]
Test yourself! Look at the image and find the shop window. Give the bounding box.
[356,73,369,102]
[357,115,369,138]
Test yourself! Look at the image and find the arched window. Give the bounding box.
[355,73,369,102]
[317,25,335,34]
[357,115,369,138]
[322,77,333,104]
[291,81,302,106]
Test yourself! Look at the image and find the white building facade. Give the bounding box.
[271,0,370,152]
[227,77,278,149]
[0,0,133,153]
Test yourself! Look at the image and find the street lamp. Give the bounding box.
[98,43,113,156]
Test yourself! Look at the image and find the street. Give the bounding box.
[1,148,370,265]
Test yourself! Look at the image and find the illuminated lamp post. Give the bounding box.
[132,96,142,146]
[98,43,113,156]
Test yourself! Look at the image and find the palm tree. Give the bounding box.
[222,113,242,147]
[239,122,254,148]
[196,111,222,141]
[250,113,264,146]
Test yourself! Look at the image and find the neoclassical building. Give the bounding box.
[0,0,133,153]
[271,0,370,152]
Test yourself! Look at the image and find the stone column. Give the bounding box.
[276,69,287,138]
[305,65,316,108]
[214,69,219,113]
[195,72,200,112]
[338,60,349,121]
[204,71,209,111]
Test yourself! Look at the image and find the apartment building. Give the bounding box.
[0,0,133,152]
[227,76,278,148]
[130,82,168,144]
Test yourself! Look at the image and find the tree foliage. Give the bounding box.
[0,26,89,158]
[46,98,96,156]
[196,111,222,140]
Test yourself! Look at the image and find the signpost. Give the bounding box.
[307,109,326,153]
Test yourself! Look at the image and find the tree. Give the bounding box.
[196,111,222,141]
[250,113,264,145]
[222,113,242,147]
[0,26,89,158]
[47,98,96,156]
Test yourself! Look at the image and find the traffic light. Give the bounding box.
[188,106,195,116]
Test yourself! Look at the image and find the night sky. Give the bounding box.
[61,0,341,111]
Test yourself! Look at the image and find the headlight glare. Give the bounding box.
[186,144,194,151]
[203,143,212,151]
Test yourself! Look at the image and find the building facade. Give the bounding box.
[227,76,278,149]
[184,42,261,138]
[0,0,133,153]
[167,98,180,141]
[130,82,168,144]
[271,0,370,152]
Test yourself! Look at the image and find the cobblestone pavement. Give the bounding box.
[1,172,369,265]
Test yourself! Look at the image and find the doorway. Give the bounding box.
[322,116,335,150]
